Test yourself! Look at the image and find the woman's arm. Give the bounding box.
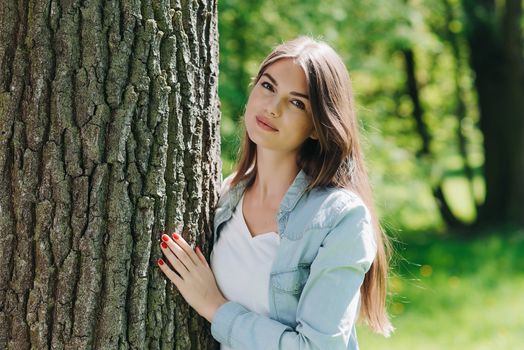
[211,201,377,349]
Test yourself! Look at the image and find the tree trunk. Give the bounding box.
[402,49,431,157]
[401,48,468,229]
[0,0,221,349]
[462,0,524,227]
[442,0,479,211]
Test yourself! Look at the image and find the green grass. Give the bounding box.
[357,228,524,350]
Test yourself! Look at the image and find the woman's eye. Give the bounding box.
[261,81,274,91]
[291,100,306,110]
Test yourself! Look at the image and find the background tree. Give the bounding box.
[462,0,524,227]
[0,0,220,349]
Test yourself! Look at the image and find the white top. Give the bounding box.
[210,194,281,350]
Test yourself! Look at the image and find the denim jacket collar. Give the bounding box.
[214,169,311,242]
[227,169,310,216]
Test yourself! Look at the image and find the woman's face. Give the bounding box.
[244,58,317,155]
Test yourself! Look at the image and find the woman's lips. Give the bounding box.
[255,116,278,131]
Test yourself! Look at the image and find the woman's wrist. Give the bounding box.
[204,295,228,323]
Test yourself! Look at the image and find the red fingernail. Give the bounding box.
[162,234,169,242]
[161,242,168,249]
[172,232,179,240]
[196,246,201,253]
[158,258,164,266]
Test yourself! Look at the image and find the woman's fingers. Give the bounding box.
[159,232,211,282]
[157,258,183,285]
[170,232,200,266]
[161,233,196,271]
[195,246,209,267]
[161,241,189,276]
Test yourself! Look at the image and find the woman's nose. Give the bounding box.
[266,98,282,118]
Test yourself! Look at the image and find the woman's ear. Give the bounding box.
[310,129,319,140]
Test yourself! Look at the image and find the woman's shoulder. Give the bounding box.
[311,187,376,252]
[309,186,368,212]
[304,186,371,228]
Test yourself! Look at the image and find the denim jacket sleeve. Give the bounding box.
[210,197,377,349]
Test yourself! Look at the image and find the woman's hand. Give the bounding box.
[157,232,227,323]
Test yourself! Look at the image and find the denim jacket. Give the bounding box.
[210,170,377,349]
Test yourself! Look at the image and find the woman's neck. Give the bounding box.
[250,149,299,204]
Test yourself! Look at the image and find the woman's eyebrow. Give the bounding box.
[262,72,309,100]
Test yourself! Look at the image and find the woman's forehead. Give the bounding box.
[263,58,307,89]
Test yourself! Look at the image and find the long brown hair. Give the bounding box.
[231,36,393,336]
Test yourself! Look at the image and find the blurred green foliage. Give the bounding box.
[218,0,485,232]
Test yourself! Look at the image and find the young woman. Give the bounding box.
[157,36,393,349]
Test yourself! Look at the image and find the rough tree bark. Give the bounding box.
[0,0,221,349]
